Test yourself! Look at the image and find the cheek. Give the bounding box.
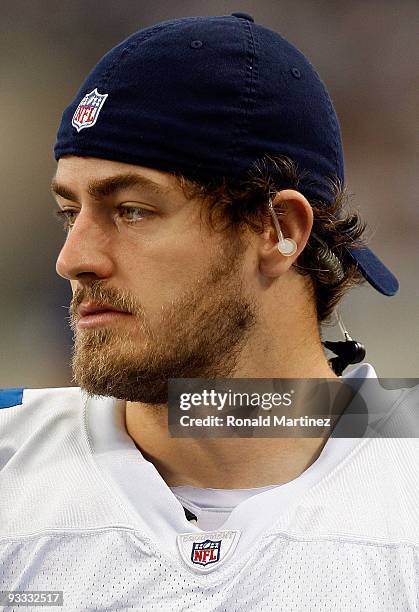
[120,233,214,317]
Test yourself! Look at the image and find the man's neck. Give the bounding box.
[126,425,332,489]
[125,343,340,489]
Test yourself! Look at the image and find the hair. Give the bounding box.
[171,155,369,324]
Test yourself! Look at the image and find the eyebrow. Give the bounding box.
[50,172,170,202]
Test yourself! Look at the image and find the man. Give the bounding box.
[1,13,417,612]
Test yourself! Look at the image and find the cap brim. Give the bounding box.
[347,246,399,296]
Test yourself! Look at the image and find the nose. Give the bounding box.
[55,209,114,281]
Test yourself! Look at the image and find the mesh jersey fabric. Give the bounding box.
[0,362,418,611]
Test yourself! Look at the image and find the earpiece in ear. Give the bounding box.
[276,237,297,256]
[268,196,298,257]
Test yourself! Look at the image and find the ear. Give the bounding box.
[258,189,313,278]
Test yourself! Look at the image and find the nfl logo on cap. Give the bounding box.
[71,88,108,132]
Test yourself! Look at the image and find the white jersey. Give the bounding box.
[0,363,418,611]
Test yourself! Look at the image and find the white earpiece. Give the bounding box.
[276,237,297,256]
[268,197,298,257]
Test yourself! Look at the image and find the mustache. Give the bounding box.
[69,282,138,317]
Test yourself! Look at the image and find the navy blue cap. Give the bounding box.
[54,13,399,296]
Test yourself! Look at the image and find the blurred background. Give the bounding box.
[1,0,418,386]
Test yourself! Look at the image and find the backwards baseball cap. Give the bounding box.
[54,12,399,296]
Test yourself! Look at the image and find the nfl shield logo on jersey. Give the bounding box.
[71,89,108,132]
[177,529,240,574]
[191,539,221,566]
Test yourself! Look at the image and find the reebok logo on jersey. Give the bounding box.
[71,89,108,132]
[177,530,240,574]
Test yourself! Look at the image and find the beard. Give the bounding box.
[69,234,258,403]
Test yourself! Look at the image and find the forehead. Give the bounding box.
[54,156,176,194]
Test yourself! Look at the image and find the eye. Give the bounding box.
[53,209,77,231]
[53,206,153,231]
[119,206,154,223]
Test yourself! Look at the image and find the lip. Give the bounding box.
[77,302,131,317]
[77,310,132,329]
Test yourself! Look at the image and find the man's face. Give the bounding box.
[53,157,258,403]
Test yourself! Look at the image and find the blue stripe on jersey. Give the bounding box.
[0,388,24,409]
